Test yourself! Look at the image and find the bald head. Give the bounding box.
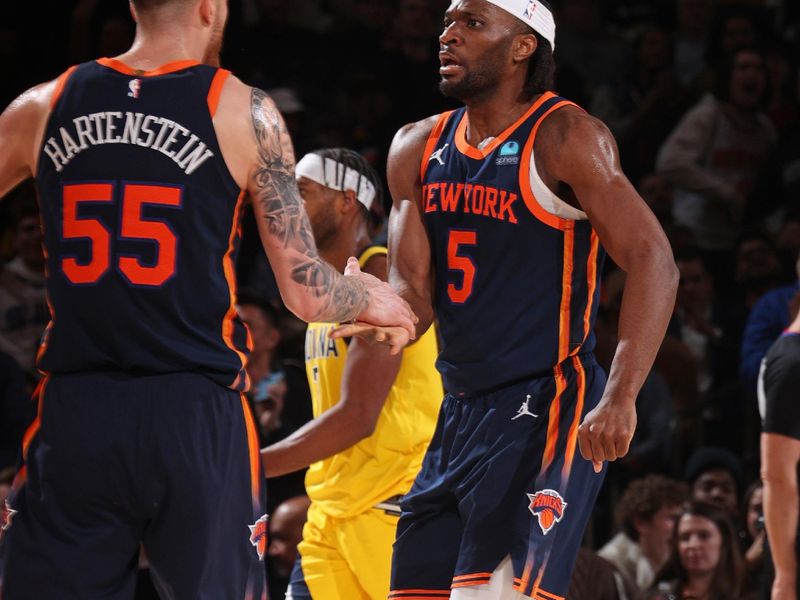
[131,0,195,11]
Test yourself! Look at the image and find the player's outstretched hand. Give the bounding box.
[340,257,417,352]
[577,397,636,474]
[330,322,412,355]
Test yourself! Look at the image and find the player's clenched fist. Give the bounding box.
[577,397,637,473]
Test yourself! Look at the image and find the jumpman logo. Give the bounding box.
[429,143,449,166]
[512,395,539,420]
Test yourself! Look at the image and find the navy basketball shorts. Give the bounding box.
[389,354,606,600]
[0,371,267,600]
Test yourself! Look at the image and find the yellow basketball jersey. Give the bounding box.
[303,246,442,519]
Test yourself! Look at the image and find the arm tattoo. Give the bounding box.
[249,88,368,322]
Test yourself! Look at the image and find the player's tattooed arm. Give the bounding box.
[248,88,369,322]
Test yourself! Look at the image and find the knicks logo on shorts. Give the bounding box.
[527,489,567,535]
[248,514,269,560]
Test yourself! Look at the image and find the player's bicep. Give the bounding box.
[548,114,669,271]
[386,128,432,299]
[0,84,52,199]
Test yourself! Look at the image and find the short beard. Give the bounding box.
[438,42,510,102]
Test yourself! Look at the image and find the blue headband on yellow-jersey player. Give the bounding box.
[483,0,556,50]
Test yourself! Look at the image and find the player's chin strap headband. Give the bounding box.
[295,153,377,211]
[483,0,556,50]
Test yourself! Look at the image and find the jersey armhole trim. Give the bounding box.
[207,69,231,118]
[519,100,583,231]
[358,245,388,270]
[419,111,454,183]
[50,65,78,110]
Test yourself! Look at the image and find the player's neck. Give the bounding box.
[787,312,800,334]
[464,90,539,145]
[320,222,371,274]
[112,30,208,70]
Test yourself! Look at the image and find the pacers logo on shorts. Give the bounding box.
[527,489,567,535]
[248,514,269,560]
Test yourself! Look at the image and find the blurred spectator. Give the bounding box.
[591,24,690,182]
[567,548,637,600]
[599,475,689,593]
[672,0,716,88]
[739,481,766,599]
[267,495,311,600]
[684,446,743,517]
[646,501,744,600]
[733,232,785,309]
[657,47,776,269]
[0,204,48,378]
[0,352,34,472]
[555,0,628,100]
[739,255,799,389]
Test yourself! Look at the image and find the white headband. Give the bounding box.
[484,0,556,50]
[295,153,377,211]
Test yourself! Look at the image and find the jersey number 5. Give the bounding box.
[447,229,477,304]
[62,182,182,287]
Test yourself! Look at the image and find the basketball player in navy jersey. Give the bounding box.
[334,1,678,598]
[0,0,415,597]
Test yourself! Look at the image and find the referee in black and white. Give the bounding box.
[759,303,800,600]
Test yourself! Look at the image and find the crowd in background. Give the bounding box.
[1,0,800,598]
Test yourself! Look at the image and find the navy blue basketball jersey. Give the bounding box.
[34,59,251,390]
[420,92,605,394]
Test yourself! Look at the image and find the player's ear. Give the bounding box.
[513,32,537,64]
[341,189,358,213]
[198,0,215,27]
[129,1,139,23]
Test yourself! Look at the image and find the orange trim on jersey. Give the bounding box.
[96,57,201,77]
[389,591,451,598]
[222,190,250,391]
[455,92,556,160]
[558,223,575,364]
[452,573,493,581]
[518,100,582,231]
[581,230,600,345]
[420,111,455,183]
[207,68,230,118]
[451,572,492,588]
[540,366,565,478]
[50,65,78,110]
[561,355,587,484]
[240,394,262,508]
[536,589,565,600]
[21,376,49,460]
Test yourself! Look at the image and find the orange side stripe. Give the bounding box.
[455,92,555,159]
[240,394,261,506]
[541,365,566,474]
[50,65,78,109]
[21,376,49,460]
[223,190,250,391]
[581,230,599,345]
[419,111,454,183]
[562,356,587,484]
[96,57,200,77]
[537,590,566,600]
[207,69,231,118]
[557,223,575,364]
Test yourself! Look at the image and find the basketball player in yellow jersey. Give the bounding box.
[260,148,442,600]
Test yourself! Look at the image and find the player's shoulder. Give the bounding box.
[538,103,611,148]
[390,114,447,163]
